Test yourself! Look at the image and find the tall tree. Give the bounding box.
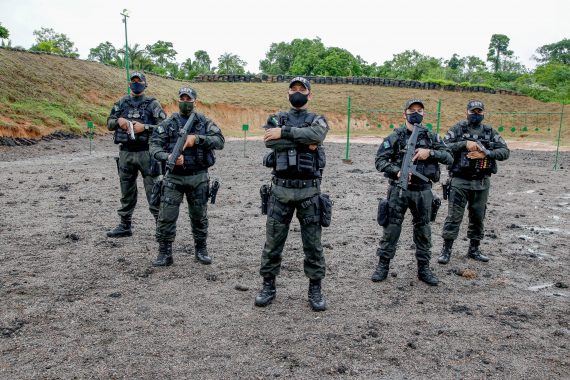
[88,41,117,64]
[534,38,570,65]
[487,34,513,72]
[216,52,247,74]
[0,22,9,40]
[145,40,177,68]
[193,50,212,73]
[30,27,79,57]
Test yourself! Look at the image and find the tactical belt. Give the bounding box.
[120,144,149,152]
[452,172,489,180]
[172,168,207,176]
[272,177,320,189]
[389,180,432,191]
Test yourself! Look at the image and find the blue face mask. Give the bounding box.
[406,112,423,125]
[130,82,145,95]
[468,114,484,125]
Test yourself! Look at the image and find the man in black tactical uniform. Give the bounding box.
[106,72,166,237]
[150,88,224,267]
[438,100,509,264]
[255,77,330,311]
[371,99,453,286]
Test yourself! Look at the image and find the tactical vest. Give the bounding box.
[450,124,497,179]
[113,96,156,148]
[166,113,215,174]
[391,127,440,183]
[266,111,326,180]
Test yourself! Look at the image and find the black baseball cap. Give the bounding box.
[467,100,485,111]
[289,76,311,91]
[179,87,197,100]
[404,99,424,111]
[130,71,146,83]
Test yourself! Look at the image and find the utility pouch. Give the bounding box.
[297,153,314,172]
[431,193,441,223]
[263,151,275,168]
[377,199,390,227]
[319,193,333,227]
[149,156,162,177]
[113,129,129,144]
[287,148,297,167]
[150,177,164,207]
[260,184,271,215]
[209,178,220,204]
[442,178,451,200]
[275,151,289,171]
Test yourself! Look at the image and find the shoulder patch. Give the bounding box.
[383,140,390,149]
[317,117,329,129]
[157,126,165,134]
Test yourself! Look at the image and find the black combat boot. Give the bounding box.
[418,262,439,286]
[152,241,173,267]
[371,257,390,282]
[308,279,327,312]
[438,239,454,265]
[254,277,276,307]
[467,240,489,262]
[194,242,212,265]
[106,217,132,238]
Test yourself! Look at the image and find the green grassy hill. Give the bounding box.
[0,48,567,143]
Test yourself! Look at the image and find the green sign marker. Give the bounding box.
[242,124,249,131]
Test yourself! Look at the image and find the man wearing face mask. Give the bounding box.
[149,87,224,267]
[438,100,509,264]
[371,99,452,286]
[255,77,330,311]
[106,72,166,237]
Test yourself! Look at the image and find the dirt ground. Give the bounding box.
[1,136,569,379]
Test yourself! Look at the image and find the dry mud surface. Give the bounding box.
[1,137,569,379]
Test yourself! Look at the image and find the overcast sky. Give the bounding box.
[1,0,568,72]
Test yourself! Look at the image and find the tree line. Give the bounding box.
[0,23,568,103]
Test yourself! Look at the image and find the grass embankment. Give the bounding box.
[0,49,568,143]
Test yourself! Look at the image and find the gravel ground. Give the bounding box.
[1,136,569,379]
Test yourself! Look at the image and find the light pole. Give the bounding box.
[120,9,130,94]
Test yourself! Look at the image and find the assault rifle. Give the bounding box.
[398,124,429,196]
[150,112,197,206]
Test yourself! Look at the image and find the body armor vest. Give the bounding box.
[267,111,326,180]
[450,124,497,179]
[113,96,155,148]
[166,113,215,174]
[390,127,440,183]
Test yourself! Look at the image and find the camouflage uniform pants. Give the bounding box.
[117,150,159,220]
[156,172,209,245]
[441,185,489,242]
[260,183,325,280]
[377,185,433,264]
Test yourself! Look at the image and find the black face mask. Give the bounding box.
[467,114,484,125]
[289,92,309,108]
[179,102,194,116]
[130,82,145,95]
[406,112,423,125]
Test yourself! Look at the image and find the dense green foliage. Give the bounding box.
[30,27,78,57]
[9,25,569,103]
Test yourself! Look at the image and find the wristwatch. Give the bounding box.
[429,149,435,157]
[144,124,150,131]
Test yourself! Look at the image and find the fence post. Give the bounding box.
[343,96,352,163]
[553,103,565,171]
